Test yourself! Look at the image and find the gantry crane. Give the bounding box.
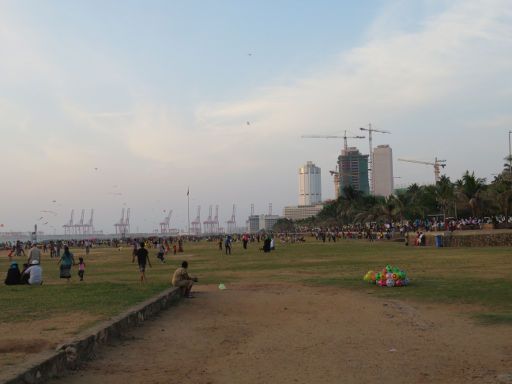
[159,209,173,234]
[398,157,447,183]
[359,123,391,194]
[301,130,365,150]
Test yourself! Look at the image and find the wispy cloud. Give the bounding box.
[1,0,511,231]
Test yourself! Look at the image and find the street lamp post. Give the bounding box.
[509,130,512,173]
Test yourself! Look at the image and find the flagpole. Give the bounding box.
[187,187,190,236]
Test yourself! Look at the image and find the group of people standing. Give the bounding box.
[4,243,85,285]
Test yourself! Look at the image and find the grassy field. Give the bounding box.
[1,238,511,326]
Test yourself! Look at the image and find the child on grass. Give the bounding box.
[78,257,85,281]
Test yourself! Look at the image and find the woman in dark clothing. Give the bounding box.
[58,245,75,283]
[5,261,21,285]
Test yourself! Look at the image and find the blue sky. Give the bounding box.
[1,0,511,233]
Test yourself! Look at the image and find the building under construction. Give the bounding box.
[337,147,370,196]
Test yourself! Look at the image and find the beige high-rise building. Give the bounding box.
[299,161,321,206]
[373,145,393,197]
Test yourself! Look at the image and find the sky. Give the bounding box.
[1,0,511,234]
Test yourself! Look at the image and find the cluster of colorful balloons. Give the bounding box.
[363,265,410,287]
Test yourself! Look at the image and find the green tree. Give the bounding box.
[456,171,486,217]
[273,218,296,232]
[503,155,512,174]
[435,175,454,217]
[486,173,512,222]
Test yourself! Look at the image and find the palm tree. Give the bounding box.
[487,173,512,222]
[503,155,512,174]
[355,195,401,225]
[435,175,454,217]
[456,171,486,217]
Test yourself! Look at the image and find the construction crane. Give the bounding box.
[301,130,365,150]
[359,123,391,194]
[302,131,365,197]
[398,157,447,183]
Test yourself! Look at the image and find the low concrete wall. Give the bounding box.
[2,287,181,384]
[407,231,512,247]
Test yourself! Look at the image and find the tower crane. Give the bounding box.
[302,131,365,198]
[301,130,365,150]
[398,157,446,183]
[359,123,391,194]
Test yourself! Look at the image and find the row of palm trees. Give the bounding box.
[313,166,512,226]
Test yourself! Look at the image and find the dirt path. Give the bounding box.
[49,284,512,384]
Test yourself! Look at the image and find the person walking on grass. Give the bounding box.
[58,246,75,283]
[171,261,198,298]
[224,235,232,255]
[132,241,151,283]
[157,242,166,263]
[78,257,85,281]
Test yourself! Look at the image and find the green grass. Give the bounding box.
[1,238,511,325]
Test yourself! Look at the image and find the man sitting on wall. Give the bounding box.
[171,261,198,298]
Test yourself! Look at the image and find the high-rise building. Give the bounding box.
[338,147,369,196]
[373,145,394,197]
[299,161,321,206]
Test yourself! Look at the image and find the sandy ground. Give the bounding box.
[44,283,512,384]
[0,313,99,371]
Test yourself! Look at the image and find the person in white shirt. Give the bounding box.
[23,259,43,285]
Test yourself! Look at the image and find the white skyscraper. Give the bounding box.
[373,145,394,196]
[299,161,321,206]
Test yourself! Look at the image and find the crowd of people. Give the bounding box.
[2,232,278,292]
[3,214,502,288]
